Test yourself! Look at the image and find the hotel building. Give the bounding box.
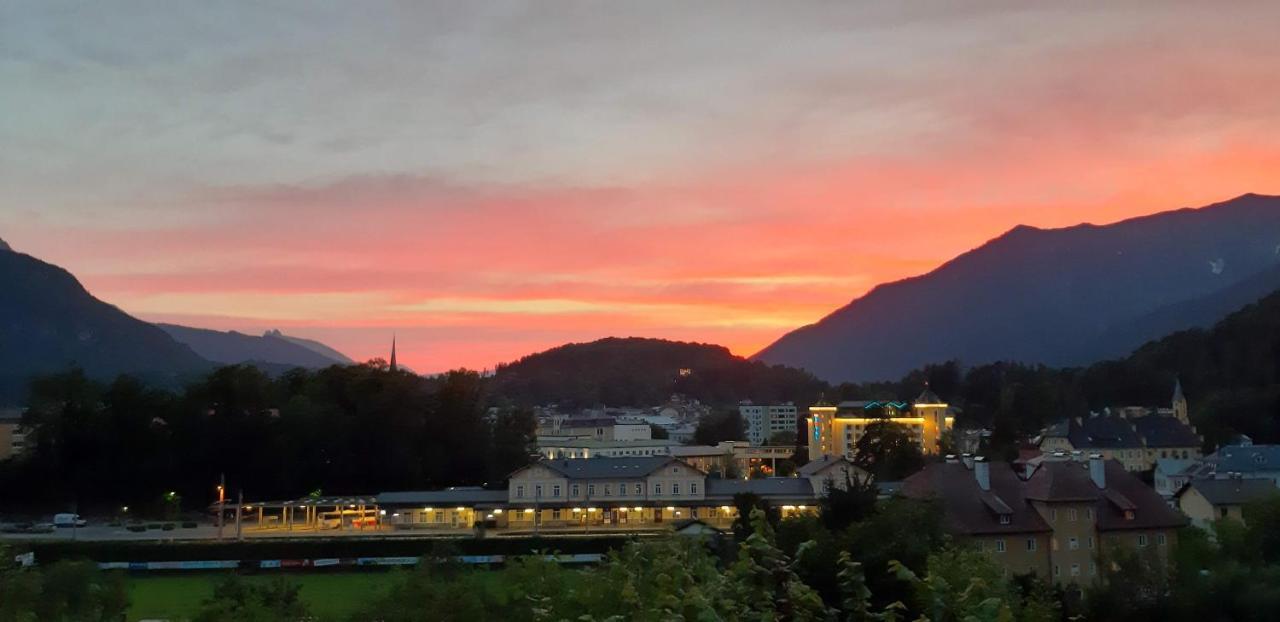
[806,389,954,461]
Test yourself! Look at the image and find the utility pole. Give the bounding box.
[235,489,243,542]
[216,474,225,541]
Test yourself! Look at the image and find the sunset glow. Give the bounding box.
[4,3,1280,372]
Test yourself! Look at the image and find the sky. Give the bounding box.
[3,2,1280,373]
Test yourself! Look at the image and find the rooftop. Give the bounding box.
[534,456,691,479]
[1214,445,1280,473]
[1179,478,1278,506]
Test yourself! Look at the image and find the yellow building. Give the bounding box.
[807,388,954,461]
[1175,478,1279,529]
[904,456,1185,585]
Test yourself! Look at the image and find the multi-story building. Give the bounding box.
[0,408,26,461]
[1175,477,1279,529]
[377,455,866,533]
[902,454,1185,585]
[1182,444,1280,485]
[739,402,799,446]
[806,388,953,461]
[1038,381,1201,472]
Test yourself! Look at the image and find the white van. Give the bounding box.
[53,513,87,528]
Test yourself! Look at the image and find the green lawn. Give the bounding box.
[126,572,392,621]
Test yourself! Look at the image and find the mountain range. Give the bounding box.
[0,239,352,404]
[755,193,1280,382]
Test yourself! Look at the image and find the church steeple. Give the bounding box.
[1172,377,1188,424]
[389,335,398,372]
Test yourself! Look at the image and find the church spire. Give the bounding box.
[389,335,398,372]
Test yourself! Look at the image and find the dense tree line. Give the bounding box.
[0,363,535,514]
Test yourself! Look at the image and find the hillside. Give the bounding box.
[488,337,827,408]
[158,324,350,369]
[0,243,210,403]
[756,193,1280,382]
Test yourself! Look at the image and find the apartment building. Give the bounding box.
[739,402,799,446]
[902,454,1185,585]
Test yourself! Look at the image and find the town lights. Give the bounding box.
[720,506,731,511]
[632,506,642,512]
[587,508,597,513]
[665,506,675,511]
[493,509,503,514]
[524,509,534,514]
[572,508,582,513]
[423,507,433,512]
[455,507,465,512]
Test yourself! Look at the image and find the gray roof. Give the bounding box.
[915,387,944,405]
[705,478,815,500]
[1181,478,1278,506]
[377,489,508,506]
[1214,445,1280,474]
[536,456,683,479]
[797,455,850,476]
[1134,416,1201,448]
[1067,415,1142,449]
[1155,458,1196,476]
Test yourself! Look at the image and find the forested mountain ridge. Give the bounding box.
[756,193,1280,382]
[0,244,210,403]
[488,337,827,408]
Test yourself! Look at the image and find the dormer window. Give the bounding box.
[1124,510,1135,521]
[999,514,1011,525]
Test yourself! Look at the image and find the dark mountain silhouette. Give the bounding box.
[157,324,351,369]
[0,244,210,403]
[268,329,354,364]
[755,193,1280,382]
[489,336,826,409]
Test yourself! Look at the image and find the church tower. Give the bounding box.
[389,335,398,372]
[913,384,950,455]
[1172,377,1188,424]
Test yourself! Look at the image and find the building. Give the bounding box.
[1153,458,1196,501]
[1038,381,1201,472]
[378,456,839,533]
[1175,478,1279,528]
[536,438,796,478]
[0,408,26,461]
[902,455,1185,585]
[1184,444,1280,485]
[535,415,651,442]
[806,388,954,461]
[739,401,799,446]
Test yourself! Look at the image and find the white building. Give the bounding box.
[739,402,798,446]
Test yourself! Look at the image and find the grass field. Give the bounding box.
[126,571,393,621]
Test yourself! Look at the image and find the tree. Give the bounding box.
[851,421,924,481]
[694,410,745,446]
[194,575,309,622]
[769,430,798,446]
[819,471,878,531]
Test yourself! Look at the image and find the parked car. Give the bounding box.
[53,513,87,528]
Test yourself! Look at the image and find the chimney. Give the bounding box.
[974,457,991,491]
[961,453,974,470]
[1088,454,1106,489]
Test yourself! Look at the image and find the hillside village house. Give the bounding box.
[807,388,954,461]
[1181,444,1280,485]
[0,408,25,461]
[903,454,1185,585]
[376,456,866,533]
[1038,381,1201,472]
[1175,477,1280,528]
